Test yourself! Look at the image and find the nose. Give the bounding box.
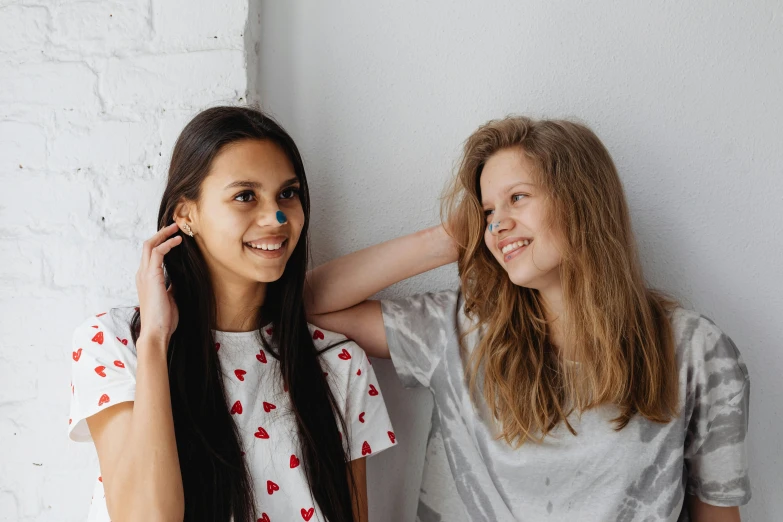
[488,215,512,236]
[256,200,287,226]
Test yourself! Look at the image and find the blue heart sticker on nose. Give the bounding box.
[276,210,287,224]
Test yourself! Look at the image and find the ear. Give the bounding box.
[173,199,197,236]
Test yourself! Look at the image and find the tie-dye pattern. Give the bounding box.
[381,291,750,522]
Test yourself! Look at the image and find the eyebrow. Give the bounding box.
[224,177,300,191]
[481,181,535,206]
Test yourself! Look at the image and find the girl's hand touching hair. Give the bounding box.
[136,223,182,349]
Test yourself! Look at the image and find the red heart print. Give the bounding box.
[92,331,104,344]
[263,402,276,413]
[301,508,314,521]
[235,369,247,381]
[267,480,279,495]
[215,342,221,351]
[91,325,98,328]
[266,328,273,336]
[68,418,72,425]
[256,350,267,363]
[337,348,351,360]
[312,330,324,340]
[259,515,270,522]
[359,412,365,423]
[362,441,372,456]
[388,431,396,443]
[72,348,82,361]
[255,427,269,439]
[114,360,125,368]
[96,312,106,317]
[290,454,300,468]
[98,394,110,406]
[357,369,362,376]
[98,476,102,482]
[116,337,128,346]
[94,366,106,377]
[231,400,243,414]
[368,384,379,396]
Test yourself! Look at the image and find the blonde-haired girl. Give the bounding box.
[305,117,750,522]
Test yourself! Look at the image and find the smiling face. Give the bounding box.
[181,139,305,288]
[480,147,564,292]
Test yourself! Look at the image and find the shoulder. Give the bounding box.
[671,308,741,360]
[670,307,749,384]
[73,307,139,355]
[382,289,461,311]
[308,324,365,359]
[381,288,463,326]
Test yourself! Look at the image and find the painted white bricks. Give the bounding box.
[0,1,251,520]
[103,51,246,109]
[0,62,99,107]
[0,5,49,58]
[49,2,152,55]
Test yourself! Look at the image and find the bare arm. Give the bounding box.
[88,224,185,521]
[305,225,458,358]
[350,458,368,522]
[88,342,183,522]
[688,495,741,522]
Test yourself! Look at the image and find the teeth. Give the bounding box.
[501,240,530,254]
[247,242,284,251]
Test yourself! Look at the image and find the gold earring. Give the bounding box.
[182,223,194,237]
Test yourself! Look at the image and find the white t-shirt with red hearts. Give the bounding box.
[68,308,397,522]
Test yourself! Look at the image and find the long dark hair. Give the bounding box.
[130,106,355,522]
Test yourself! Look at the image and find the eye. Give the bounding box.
[512,193,528,203]
[484,208,494,218]
[234,191,255,203]
[280,187,300,200]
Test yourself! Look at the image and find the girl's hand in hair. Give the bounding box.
[136,223,182,348]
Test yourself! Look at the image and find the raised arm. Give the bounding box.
[89,224,185,521]
[305,225,458,358]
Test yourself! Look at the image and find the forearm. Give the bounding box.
[306,225,457,314]
[106,341,183,521]
[350,458,368,522]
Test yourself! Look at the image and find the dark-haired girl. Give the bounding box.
[68,106,396,522]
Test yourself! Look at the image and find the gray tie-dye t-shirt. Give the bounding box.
[381,290,750,522]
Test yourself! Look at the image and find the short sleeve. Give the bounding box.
[69,309,138,442]
[315,328,397,461]
[380,290,460,389]
[682,315,751,506]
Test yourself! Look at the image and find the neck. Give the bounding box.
[537,278,569,354]
[213,277,267,332]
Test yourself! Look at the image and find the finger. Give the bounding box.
[148,235,183,271]
[141,223,180,269]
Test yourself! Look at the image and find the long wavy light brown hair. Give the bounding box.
[442,116,679,446]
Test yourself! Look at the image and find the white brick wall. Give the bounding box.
[0,2,251,520]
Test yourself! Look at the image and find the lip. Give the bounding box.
[244,236,288,260]
[245,235,287,245]
[496,236,533,264]
[245,243,286,259]
[497,236,531,251]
